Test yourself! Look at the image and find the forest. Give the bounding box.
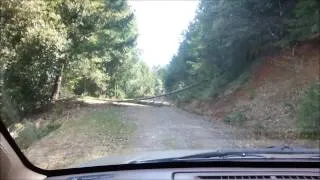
[165,0,319,100]
[164,0,319,137]
[1,0,160,125]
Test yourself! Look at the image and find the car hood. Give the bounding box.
[74,149,214,168]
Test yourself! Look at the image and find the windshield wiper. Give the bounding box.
[130,152,267,164]
[130,146,319,164]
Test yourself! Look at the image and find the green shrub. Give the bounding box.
[15,121,61,149]
[296,83,320,139]
[0,89,20,126]
[38,121,61,138]
[248,88,256,100]
[224,111,247,126]
[15,122,39,149]
[51,103,64,119]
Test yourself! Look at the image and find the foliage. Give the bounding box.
[296,83,320,138]
[248,88,256,100]
[38,121,61,138]
[15,121,61,149]
[1,0,157,124]
[1,0,66,117]
[109,59,157,98]
[0,89,19,126]
[15,122,39,149]
[287,0,320,41]
[152,65,168,95]
[223,111,247,126]
[164,0,320,102]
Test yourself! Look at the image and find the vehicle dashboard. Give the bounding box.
[47,168,320,180]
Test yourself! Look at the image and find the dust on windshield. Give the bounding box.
[1,0,319,170]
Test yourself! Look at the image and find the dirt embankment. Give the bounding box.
[181,38,320,140]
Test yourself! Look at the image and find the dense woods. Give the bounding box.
[164,0,319,137]
[0,0,158,125]
[165,0,319,101]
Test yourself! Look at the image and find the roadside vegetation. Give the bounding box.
[8,99,85,149]
[13,121,61,149]
[165,0,319,102]
[18,102,135,169]
[1,0,163,127]
[164,0,319,140]
[8,98,136,153]
[296,83,320,139]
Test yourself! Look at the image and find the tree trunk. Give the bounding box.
[278,0,283,17]
[51,64,64,102]
[292,43,298,56]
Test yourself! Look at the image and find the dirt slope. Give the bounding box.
[182,38,320,140]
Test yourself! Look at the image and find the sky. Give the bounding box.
[128,0,199,67]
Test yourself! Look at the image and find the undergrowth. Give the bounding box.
[15,121,61,149]
[296,83,320,139]
[223,111,247,126]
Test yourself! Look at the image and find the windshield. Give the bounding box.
[1,0,319,170]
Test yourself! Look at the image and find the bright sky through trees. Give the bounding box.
[129,0,199,67]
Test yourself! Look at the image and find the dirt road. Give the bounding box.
[24,101,313,169]
[25,102,238,169]
[119,104,237,152]
[117,103,299,153]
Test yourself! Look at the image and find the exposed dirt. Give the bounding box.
[120,105,237,152]
[23,101,317,170]
[181,39,320,141]
[119,105,318,153]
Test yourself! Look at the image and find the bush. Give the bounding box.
[223,111,247,126]
[51,103,64,119]
[38,121,61,138]
[15,121,61,149]
[15,122,39,149]
[0,89,20,126]
[296,83,320,138]
[248,88,256,100]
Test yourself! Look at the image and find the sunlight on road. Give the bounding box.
[79,98,108,104]
[111,102,148,107]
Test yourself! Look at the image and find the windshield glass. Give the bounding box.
[1,0,319,170]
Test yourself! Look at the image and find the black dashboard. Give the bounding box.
[47,168,320,180]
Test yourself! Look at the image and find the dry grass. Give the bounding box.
[22,106,135,170]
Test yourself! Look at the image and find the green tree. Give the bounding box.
[165,0,319,102]
[1,0,156,125]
